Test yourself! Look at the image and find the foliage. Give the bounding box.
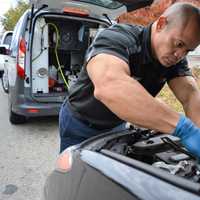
[2,0,30,31]
[158,67,200,113]
[119,0,200,25]
[158,84,184,113]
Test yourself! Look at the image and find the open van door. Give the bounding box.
[29,0,154,20]
[28,0,154,109]
[29,0,154,99]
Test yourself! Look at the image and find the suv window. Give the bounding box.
[3,33,12,46]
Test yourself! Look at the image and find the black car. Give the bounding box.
[44,126,200,200]
[42,0,200,199]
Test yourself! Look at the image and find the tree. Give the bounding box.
[2,0,29,31]
[119,0,200,25]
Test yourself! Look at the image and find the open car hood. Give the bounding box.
[29,0,154,20]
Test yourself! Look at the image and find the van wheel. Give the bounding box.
[1,74,9,93]
[9,110,27,124]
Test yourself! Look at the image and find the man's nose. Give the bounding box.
[174,49,187,60]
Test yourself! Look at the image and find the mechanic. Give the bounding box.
[59,2,200,158]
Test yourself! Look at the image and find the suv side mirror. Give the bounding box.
[0,46,7,55]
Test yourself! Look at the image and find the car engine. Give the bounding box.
[105,126,200,183]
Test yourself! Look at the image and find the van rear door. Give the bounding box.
[30,0,153,20]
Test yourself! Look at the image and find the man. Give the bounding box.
[59,2,200,157]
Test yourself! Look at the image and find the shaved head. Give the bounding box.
[151,3,200,67]
[162,3,200,30]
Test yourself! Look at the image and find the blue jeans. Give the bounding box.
[59,101,126,153]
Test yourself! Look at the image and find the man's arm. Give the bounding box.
[86,53,180,133]
[168,76,200,127]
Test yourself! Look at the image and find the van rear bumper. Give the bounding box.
[12,102,62,117]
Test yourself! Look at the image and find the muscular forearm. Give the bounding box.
[94,76,180,133]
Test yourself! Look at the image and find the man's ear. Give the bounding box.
[156,16,168,32]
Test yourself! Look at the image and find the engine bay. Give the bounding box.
[103,126,200,184]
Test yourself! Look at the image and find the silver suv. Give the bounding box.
[0,31,13,92]
[0,0,153,124]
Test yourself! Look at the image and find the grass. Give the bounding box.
[157,66,200,113]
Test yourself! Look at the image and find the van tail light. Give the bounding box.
[17,38,26,79]
[27,108,39,113]
[63,7,89,17]
[55,145,78,173]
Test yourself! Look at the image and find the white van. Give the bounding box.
[0,0,153,124]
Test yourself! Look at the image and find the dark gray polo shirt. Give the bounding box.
[67,23,192,129]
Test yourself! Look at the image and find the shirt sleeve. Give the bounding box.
[166,58,193,82]
[85,24,138,65]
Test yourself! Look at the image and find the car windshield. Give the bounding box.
[79,0,123,9]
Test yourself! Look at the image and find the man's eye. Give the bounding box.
[175,41,184,48]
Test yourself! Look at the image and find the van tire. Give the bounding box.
[9,110,27,124]
[1,76,9,93]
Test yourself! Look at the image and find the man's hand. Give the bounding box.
[173,115,200,158]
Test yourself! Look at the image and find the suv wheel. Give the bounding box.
[1,72,9,93]
[0,71,3,78]
[9,110,27,124]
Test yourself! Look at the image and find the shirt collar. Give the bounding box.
[142,23,160,65]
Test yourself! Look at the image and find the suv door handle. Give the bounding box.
[5,60,8,62]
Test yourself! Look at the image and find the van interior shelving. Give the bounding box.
[31,14,106,102]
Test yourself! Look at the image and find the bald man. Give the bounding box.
[59,3,200,157]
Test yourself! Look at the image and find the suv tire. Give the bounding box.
[1,73,9,93]
[9,110,27,124]
[0,71,3,78]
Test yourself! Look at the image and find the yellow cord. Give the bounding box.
[47,23,69,88]
[32,21,69,88]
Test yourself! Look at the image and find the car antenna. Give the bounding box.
[102,13,112,26]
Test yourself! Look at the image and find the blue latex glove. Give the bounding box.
[173,114,200,158]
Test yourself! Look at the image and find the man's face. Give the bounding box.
[152,17,200,67]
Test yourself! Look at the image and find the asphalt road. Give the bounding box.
[0,86,59,200]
